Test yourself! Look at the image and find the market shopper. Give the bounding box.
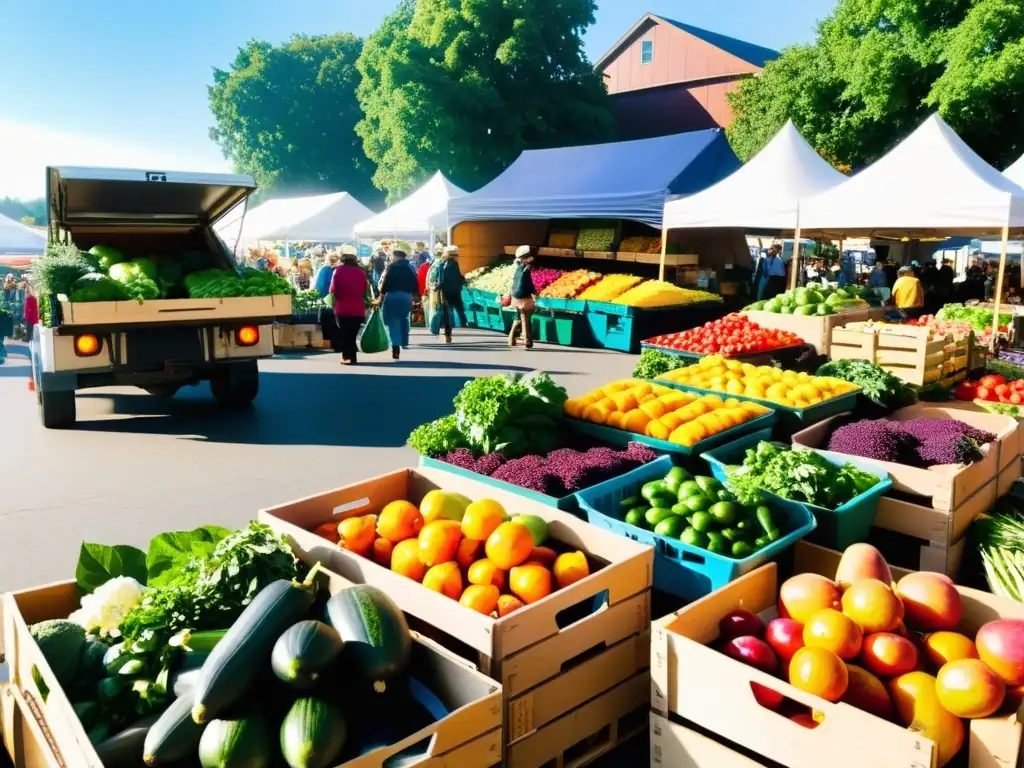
[329,247,369,365]
[377,249,419,360]
[438,246,468,344]
[314,251,340,298]
[508,245,537,349]
[755,244,787,301]
[892,265,925,318]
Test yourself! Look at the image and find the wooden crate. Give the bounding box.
[57,294,292,326]
[614,251,641,263]
[259,466,654,748]
[537,248,579,259]
[650,714,769,768]
[0,685,62,768]
[830,325,948,386]
[651,560,1024,768]
[506,672,649,768]
[1000,459,1022,497]
[742,308,874,355]
[0,572,503,768]
[581,251,616,261]
[634,253,700,267]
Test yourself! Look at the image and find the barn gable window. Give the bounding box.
[641,39,654,65]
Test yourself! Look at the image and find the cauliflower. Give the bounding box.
[68,576,146,638]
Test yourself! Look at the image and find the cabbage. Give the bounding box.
[130,257,158,281]
[89,245,124,271]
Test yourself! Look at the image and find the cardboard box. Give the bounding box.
[0,569,503,768]
[650,713,767,768]
[651,557,1024,768]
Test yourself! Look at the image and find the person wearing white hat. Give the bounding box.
[508,246,537,348]
[436,245,467,343]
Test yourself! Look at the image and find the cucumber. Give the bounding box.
[144,691,204,765]
[198,712,271,768]
[192,568,321,724]
[324,585,412,694]
[280,697,347,768]
[168,650,211,698]
[95,714,159,767]
[272,620,343,689]
[182,628,229,653]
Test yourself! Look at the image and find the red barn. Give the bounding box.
[596,13,779,139]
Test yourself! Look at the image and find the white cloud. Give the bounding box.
[0,120,232,200]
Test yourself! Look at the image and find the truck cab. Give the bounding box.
[33,166,292,429]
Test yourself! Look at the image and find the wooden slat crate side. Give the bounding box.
[650,714,769,768]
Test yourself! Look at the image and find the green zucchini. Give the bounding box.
[324,585,412,694]
[272,620,343,689]
[192,568,321,724]
[144,691,204,765]
[198,712,271,768]
[182,628,229,653]
[95,714,159,767]
[280,697,347,768]
[168,650,211,698]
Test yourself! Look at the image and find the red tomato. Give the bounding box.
[996,384,1011,399]
[981,375,1007,389]
[977,386,995,402]
[1012,393,1023,405]
[1012,380,1024,392]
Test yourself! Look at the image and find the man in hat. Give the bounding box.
[414,241,431,268]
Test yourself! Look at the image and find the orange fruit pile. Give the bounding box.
[310,495,593,619]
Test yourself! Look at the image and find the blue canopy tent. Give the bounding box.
[448,129,740,230]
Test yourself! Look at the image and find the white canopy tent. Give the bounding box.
[353,172,465,242]
[661,120,847,285]
[0,213,46,255]
[1006,154,1024,188]
[237,191,375,244]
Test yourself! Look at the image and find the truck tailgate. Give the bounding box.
[57,294,292,326]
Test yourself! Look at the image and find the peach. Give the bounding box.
[803,609,863,660]
[936,659,1006,719]
[778,573,842,624]
[922,631,977,670]
[977,619,1024,686]
[835,543,893,590]
[841,579,903,634]
[788,646,848,702]
[861,633,919,678]
[841,665,894,720]
[895,572,963,632]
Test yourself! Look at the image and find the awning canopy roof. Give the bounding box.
[799,114,1024,238]
[238,192,375,242]
[663,121,847,231]
[354,172,465,241]
[1005,154,1024,188]
[0,213,46,255]
[448,129,740,230]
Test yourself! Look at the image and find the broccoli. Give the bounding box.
[30,619,86,687]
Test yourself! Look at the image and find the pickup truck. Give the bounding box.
[31,166,292,429]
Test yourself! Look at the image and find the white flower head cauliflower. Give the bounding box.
[69,576,146,638]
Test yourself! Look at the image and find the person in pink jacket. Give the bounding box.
[329,246,369,365]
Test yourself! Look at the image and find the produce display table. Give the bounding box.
[585,301,728,354]
[742,307,884,356]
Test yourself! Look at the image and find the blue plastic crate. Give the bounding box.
[419,456,580,512]
[575,456,817,601]
[567,410,777,458]
[702,438,893,551]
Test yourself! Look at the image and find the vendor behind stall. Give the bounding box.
[754,244,787,300]
[892,266,925,316]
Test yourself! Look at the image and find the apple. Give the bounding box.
[511,514,548,546]
[765,618,805,662]
[722,636,778,675]
[719,609,765,643]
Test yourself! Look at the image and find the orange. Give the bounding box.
[455,538,484,570]
[459,585,500,616]
[802,609,863,661]
[841,579,903,634]
[391,539,426,582]
[529,546,558,568]
[423,562,463,600]
[509,563,553,605]
[485,522,535,570]
[461,499,507,541]
[337,515,377,555]
[936,659,1006,719]
[467,559,507,591]
[371,537,394,567]
[788,646,848,702]
[418,520,463,567]
[376,500,424,543]
[497,594,525,617]
[312,521,340,544]
[553,551,590,589]
[922,631,978,670]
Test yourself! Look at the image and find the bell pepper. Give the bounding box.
[954,381,978,401]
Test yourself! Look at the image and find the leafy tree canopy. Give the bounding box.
[209,34,380,206]
[356,0,615,201]
[0,198,46,225]
[727,0,1024,170]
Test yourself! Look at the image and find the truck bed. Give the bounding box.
[55,293,292,326]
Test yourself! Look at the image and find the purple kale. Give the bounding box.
[491,457,568,496]
[897,418,995,445]
[473,451,507,476]
[826,419,917,463]
[916,435,985,466]
[624,442,659,464]
[826,416,995,468]
[441,448,478,470]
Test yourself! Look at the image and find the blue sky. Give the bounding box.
[0,0,834,198]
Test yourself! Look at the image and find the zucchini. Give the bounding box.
[198,712,271,768]
[144,691,204,765]
[95,714,159,768]
[168,650,211,698]
[272,620,343,689]
[182,628,229,653]
[324,585,412,694]
[192,568,321,724]
[280,697,347,768]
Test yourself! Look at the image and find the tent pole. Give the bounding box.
[790,226,802,292]
[992,224,1010,343]
[659,226,668,282]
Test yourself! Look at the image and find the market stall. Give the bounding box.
[237,191,375,247]
[353,171,464,243]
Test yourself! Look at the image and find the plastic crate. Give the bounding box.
[575,457,817,600]
[419,456,580,512]
[702,437,893,550]
[585,302,637,353]
[566,410,777,458]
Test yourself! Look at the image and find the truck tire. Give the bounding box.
[210,361,259,407]
[39,389,76,429]
[143,384,181,398]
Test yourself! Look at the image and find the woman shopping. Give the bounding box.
[438,246,468,343]
[508,245,537,349]
[329,247,369,365]
[377,249,419,360]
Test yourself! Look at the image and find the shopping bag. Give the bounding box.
[359,307,389,354]
[429,292,443,335]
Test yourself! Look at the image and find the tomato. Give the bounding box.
[996,384,1011,399]
[1012,393,1023,405]
[1012,380,1024,392]
[980,375,1007,389]
[976,386,995,402]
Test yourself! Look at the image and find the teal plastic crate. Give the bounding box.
[702,435,893,550]
[419,456,579,512]
[585,302,636,352]
[567,410,777,458]
[575,456,817,600]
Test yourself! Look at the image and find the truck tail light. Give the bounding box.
[74,334,102,357]
[235,325,260,347]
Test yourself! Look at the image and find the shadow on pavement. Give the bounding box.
[74,371,473,448]
[349,360,575,374]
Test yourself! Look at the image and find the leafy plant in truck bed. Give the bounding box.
[29,242,94,295]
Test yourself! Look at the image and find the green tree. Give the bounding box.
[208,34,380,205]
[727,0,1024,170]
[356,0,615,201]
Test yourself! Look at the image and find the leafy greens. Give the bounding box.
[815,359,917,413]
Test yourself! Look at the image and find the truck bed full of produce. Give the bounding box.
[56,293,293,327]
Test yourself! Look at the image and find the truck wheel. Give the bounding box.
[210,361,259,407]
[143,385,181,398]
[39,389,76,429]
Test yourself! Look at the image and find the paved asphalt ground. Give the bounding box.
[0,329,636,593]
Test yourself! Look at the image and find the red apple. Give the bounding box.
[765,618,805,662]
[751,681,785,711]
[719,609,765,643]
[723,636,779,675]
